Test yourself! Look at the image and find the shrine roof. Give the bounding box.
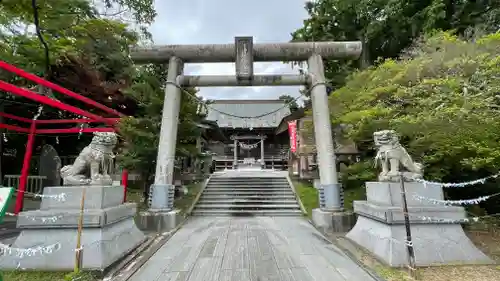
[205,99,291,128]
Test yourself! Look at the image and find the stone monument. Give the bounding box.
[39,144,62,187]
[0,132,146,270]
[346,130,491,266]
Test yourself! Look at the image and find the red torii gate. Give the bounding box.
[0,60,127,214]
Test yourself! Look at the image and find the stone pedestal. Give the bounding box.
[0,186,146,270]
[346,181,492,267]
[136,209,182,233]
[312,209,356,233]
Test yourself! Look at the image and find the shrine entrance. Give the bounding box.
[130,36,362,213]
[231,134,266,169]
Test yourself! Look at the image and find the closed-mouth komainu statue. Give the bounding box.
[373,130,423,182]
[60,132,118,186]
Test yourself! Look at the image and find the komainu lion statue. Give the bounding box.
[373,130,423,182]
[60,132,118,186]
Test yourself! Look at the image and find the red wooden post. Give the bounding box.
[0,80,111,124]
[0,60,124,117]
[36,127,115,134]
[14,122,36,214]
[122,169,129,203]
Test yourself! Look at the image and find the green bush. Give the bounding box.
[324,32,500,214]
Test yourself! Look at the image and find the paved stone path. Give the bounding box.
[129,217,378,281]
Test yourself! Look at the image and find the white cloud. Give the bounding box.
[148,0,309,100]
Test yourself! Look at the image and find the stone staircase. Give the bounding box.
[192,173,303,216]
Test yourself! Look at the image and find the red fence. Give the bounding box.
[0,60,126,213]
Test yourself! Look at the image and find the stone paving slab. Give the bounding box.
[128,217,378,281]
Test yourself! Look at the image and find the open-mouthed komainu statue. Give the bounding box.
[60,132,118,186]
[373,130,423,182]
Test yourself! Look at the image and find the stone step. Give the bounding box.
[204,188,293,192]
[200,195,297,200]
[193,175,301,217]
[197,199,298,205]
[208,178,288,183]
[205,185,292,190]
[208,183,290,187]
[206,185,290,189]
[210,178,287,181]
[202,191,294,196]
[204,190,293,194]
[210,179,286,181]
[207,182,290,186]
[195,204,300,209]
[206,186,291,190]
[191,209,303,216]
[210,177,288,180]
[202,191,293,196]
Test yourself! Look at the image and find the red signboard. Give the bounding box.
[288,120,297,153]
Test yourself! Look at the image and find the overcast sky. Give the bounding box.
[148,0,309,101]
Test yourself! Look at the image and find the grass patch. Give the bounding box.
[174,182,204,215]
[372,264,414,281]
[293,180,366,216]
[125,188,146,210]
[124,180,205,214]
[343,186,366,211]
[293,180,318,217]
[466,221,500,262]
[2,271,98,281]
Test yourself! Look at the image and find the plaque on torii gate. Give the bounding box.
[129,37,362,232]
[235,36,254,83]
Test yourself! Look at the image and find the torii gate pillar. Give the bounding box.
[149,57,183,212]
[131,38,362,232]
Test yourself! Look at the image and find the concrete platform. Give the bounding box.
[346,181,492,266]
[312,208,357,233]
[0,218,145,270]
[128,217,379,281]
[136,209,182,233]
[0,186,146,270]
[346,215,492,267]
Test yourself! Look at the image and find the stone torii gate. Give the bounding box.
[130,37,362,231]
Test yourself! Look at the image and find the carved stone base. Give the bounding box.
[0,218,145,270]
[136,209,182,232]
[0,186,145,270]
[312,208,356,233]
[39,185,125,210]
[346,215,492,267]
[346,182,492,266]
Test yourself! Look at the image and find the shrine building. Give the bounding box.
[204,99,291,171]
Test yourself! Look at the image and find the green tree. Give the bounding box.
[0,0,156,173]
[292,0,500,88]
[279,94,299,112]
[0,0,155,114]
[117,64,206,184]
[325,32,500,213]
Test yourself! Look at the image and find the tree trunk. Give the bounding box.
[359,33,370,69]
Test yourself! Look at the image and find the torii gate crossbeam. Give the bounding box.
[130,37,362,232]
[130,41,361,63]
